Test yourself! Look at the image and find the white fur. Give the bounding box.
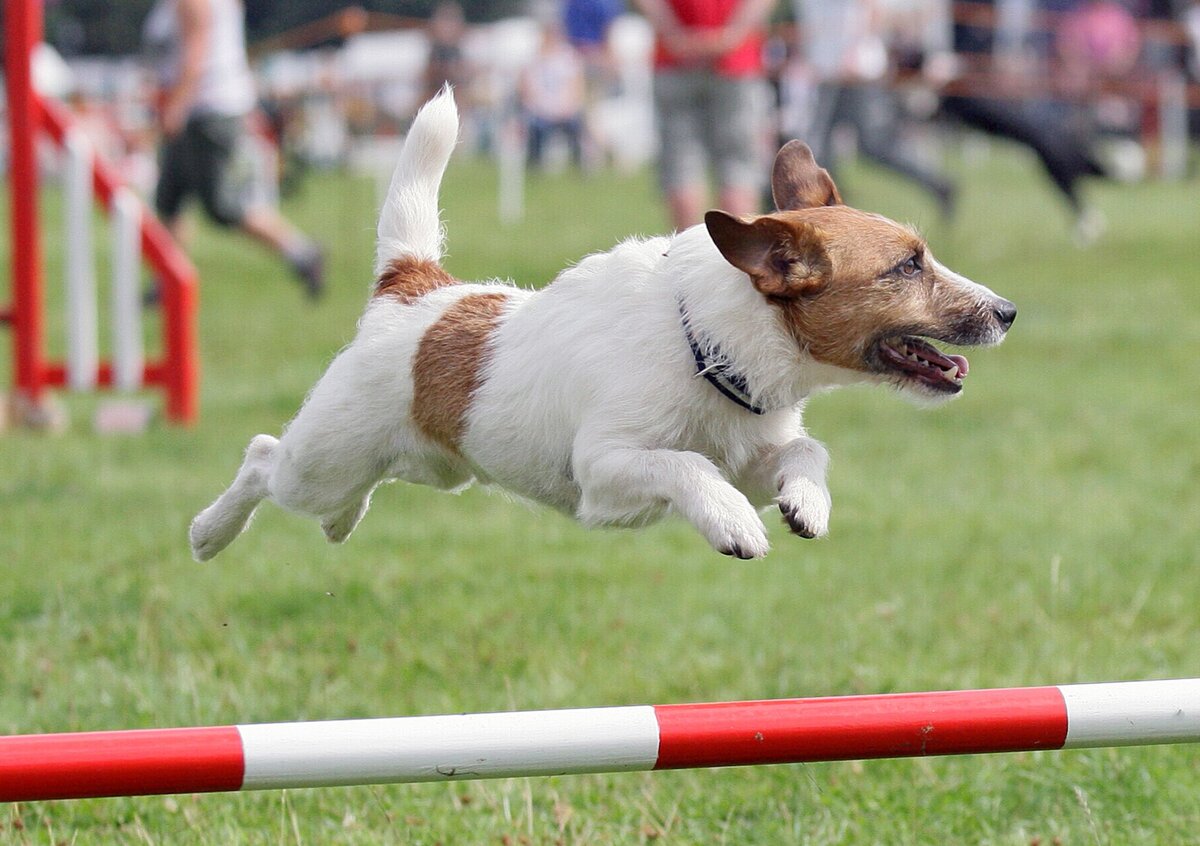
[191,92,927,561]
[374,85,459,273]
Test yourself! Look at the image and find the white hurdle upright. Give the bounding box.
[62,130,146,395]
[63,127,98,391]
[110,186,144,391]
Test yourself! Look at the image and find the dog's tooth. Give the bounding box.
[945,364,959,380]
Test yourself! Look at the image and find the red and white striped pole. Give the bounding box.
[2,680,1197,803]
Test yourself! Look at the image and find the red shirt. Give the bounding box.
[653,0,766,77]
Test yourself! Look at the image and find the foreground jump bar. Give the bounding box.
[3,680,1198,802]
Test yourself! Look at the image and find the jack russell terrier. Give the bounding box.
[191,89,1015,562]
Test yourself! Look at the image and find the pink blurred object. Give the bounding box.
[1059,2,1142,76]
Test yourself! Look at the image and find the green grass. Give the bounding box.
[2,142,1199,844]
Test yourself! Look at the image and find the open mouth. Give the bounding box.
[876,336,970,393]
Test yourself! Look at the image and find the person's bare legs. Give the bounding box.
[160,207,324,298]
[240,205,305,255]
[717,185,759,219]
[667,185,759,232]
[166,213,194,248]
[666,185,707,232]
[241,205,326,298]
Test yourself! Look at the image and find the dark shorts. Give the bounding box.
[155,113,254,227]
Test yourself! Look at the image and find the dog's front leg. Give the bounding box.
[741,437,831,539]
[575,447,770,559]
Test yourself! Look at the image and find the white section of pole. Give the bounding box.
[1060,679,1200,748]
[238,706,661,790]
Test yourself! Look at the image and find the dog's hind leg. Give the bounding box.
[321,489,375,544]
[190,434,278,561]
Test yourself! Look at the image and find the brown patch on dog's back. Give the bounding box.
[412,292,510,453]
[375,256,457,303]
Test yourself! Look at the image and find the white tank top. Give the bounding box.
[144,0,257,118]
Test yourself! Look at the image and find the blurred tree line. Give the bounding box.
[33,0,527,57]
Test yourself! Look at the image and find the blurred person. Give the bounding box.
[565,0,626,93]
[776,43,820,144]
[564,0,627,169]
[1057,0,1142,84]
[1188,1,1200,79]
[520,21,588,169]
[633,0,777,230]
[793,0,956,216]
[424,1,470,104]
[565,0,627,61]
[143,0,325,299]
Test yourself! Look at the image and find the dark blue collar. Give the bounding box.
[677,298,768,415]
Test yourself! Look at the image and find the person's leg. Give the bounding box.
[198,114,326,297]
[654,70,709,230]
[565,116,584,169]
[143,126,196,305]
[710,74,768,218]
[804,82,844,173]
[239,205,325,296]
[526,116,546,167]
[666,185,708,231]
[155,128,192,239]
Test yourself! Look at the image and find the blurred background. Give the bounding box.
[8,0,1200,236]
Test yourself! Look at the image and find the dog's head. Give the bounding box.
[705,142,1015,402]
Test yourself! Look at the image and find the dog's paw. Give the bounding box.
[777,478,831,539]
[189,514,227,562]
[699,506,770,559]
[717,537,770,560]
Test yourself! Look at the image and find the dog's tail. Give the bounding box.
[374,86,459,276]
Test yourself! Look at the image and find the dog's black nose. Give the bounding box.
[993,299,1017,330]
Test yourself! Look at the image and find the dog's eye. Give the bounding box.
[897,255,923,278]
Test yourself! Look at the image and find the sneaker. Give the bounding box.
[291,245,326,300]
[1072,207,1106,248]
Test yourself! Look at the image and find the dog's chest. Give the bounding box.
[676,418,764,477]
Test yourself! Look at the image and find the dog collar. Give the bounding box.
[677,298,768,415]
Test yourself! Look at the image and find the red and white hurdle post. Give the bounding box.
[2,680,1197,803]
[3,0,199,427]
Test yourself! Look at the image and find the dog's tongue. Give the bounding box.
[909,339,969,384]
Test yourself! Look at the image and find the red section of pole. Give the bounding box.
[4,0,47,404]
[653,688,1069,769]
[0,727,245,802]
[44,361,170,388]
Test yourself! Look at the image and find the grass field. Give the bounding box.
[2,140,1199,844]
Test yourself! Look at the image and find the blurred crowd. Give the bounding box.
[411,0,1199,245]
[14,0,1200,247]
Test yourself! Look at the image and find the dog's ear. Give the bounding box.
[705,210,830,298]
[772,141,842,210]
